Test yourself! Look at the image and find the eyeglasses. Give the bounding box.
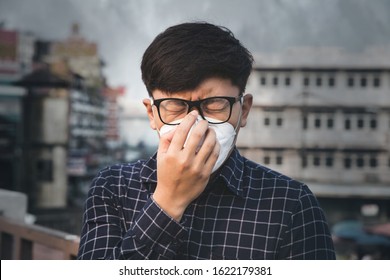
[152,94,243,125]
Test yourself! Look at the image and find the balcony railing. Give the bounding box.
[0,216,80,259]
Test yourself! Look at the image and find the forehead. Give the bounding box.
[152,77,240,100]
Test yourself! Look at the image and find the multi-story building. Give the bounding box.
[40,24,119,209]
[0,29,34,80]
[8,21,111,211]
[103,86,126,148]
[239,49,390,224]
[0,28,34,193]
[49,23,104,89]
[0,24,123,233]
[14,66,73,209]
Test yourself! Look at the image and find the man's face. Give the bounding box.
[143,77,253,134]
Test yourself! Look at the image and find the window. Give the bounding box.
[264,117,270,126]
[260,76,266,85]
[313,155,321,166]
[264,156,270,165]
[370,118,377,129]
[276,117,283,126]
[345,118,351,130]
[360,77,367,87]
[276,155,283,165]
[326,155,334,167]
[327,117,334,129]
[314,116,321,128]
[357,117,364,129]
[303,77,310,86]
[369,157,377,168]
[328,77,335,87]
[36,159,53,182]
[285,77,291,86]
[347,77,354,87]
[344,157,352,169]
[356,156,365,168]
[373,77,380,87]
[303,116,308,129]
[316,77,322,87]
[273,77,278,86]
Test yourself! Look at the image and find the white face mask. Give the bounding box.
[158,115,239,173]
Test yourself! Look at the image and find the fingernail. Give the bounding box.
[190,111,198,116]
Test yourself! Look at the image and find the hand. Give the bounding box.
[153,111,220,221]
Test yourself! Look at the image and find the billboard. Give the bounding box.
[0,30,18,75]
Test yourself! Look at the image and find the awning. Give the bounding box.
[307,182,390,199]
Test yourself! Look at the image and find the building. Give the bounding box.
[34,23,120,209]
[0,85,25,192]
[103,86,126,147]
[49,23,103,88]
[238,49,390,225]
[0,29,34,80]
[0,24,124,234]
[0,28,34,193]
[13,66,73,209]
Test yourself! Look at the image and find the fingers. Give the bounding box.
[196,127,216,158]
[184,119,209,154]
[158,125,177,154]
[196,128,220,172]
[169,110,199,151]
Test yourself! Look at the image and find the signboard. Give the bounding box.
[0,30,18,75]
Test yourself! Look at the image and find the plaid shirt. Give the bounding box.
[77,148,335,260]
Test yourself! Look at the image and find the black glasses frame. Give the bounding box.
[152,94,243,125]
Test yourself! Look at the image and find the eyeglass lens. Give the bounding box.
[159,97,232,124]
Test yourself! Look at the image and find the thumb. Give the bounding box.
[158,126,177,154]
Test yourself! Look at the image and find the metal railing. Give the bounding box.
[0,216,80,259]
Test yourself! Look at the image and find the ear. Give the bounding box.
[143,98,157,130]
[240,94,253,128]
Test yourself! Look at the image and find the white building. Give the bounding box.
[237,48,390,216]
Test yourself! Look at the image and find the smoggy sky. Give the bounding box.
[1,0,390,100]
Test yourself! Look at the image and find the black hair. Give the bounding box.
[141,22,254,96]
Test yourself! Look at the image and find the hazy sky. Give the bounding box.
[1,0,390,100]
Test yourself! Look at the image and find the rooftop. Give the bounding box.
[253,46,390,69]
[308,182,390,199]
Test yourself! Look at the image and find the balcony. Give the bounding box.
[0,216,79,259]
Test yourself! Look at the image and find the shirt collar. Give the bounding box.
[217,148,245,197]
[140,147,245,197]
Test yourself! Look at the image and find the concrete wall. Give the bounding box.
[237,68,390,185]
[0,189,27,221]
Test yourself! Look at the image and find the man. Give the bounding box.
[77,22,335,259]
